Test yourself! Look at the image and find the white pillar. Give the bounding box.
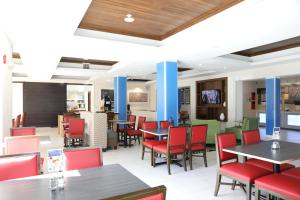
[0,32,13,146]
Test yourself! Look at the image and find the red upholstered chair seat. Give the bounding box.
[220,162,270,183]
[255,174,300,199]
[127,129,142,136]
[64,148,102,171]
[153,143,185,154]
[139,193,163,200]
[66,132,84,139]
[143,140,166,149]
[281,167,300,179]
[246,158,294,172]
[186,143,205,151]
[0,154,39,181]
[11,127,36,136]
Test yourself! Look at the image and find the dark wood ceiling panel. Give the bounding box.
[60,57,118,66]
[79,0,242,40]
[234,36,300,57]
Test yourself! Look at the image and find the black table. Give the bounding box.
[0,164,149,200]
[223,140,300,173]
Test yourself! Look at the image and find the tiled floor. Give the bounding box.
[37,127,300,200]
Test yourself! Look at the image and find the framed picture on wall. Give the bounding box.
[129,92,148,102]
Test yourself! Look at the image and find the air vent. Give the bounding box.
[83,63,90,69]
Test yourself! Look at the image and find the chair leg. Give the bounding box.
[141,146,145,160]
[189,150,193,170]
[183,152,187,172]
[232,180,236,190]
[255,186,260,200]
[203,150,208,167]
[152,151,156,168]
[137,136,140,144]
[151,149,154,166]
[246,183,252,200]
[214,172,222,196]
[167,154,171,175]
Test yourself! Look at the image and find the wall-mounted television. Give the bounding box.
[201,89,221,104]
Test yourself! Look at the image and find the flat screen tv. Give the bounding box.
[201,89,221,104]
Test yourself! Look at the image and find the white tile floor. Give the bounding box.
[36,127,299,200]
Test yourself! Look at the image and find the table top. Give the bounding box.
[140,128,169,136]
[0,164,149,200]
[115,121,135,125]
[223,140,300,164]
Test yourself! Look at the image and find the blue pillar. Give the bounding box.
[266,78,281,135]
[156,61,178,127]
[114,76,127,121]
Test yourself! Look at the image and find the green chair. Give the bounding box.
[225,117,259,140]
[191,119,220,144]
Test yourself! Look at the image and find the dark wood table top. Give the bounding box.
[0,164,149,200]
[223,140,300,164]
[140,128,169,136]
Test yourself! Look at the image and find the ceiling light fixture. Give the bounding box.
[124,14,135,23]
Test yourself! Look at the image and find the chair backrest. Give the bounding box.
[137,116,146,129]
[15,114,21,128]
[103,185,167,200]
[68,118,85,134]
[11,127,36,136]
[0,153,39,181]
[167,127,187,151]
[128,115,136,129]
[215,133,237,166]
[5,136,40,155]
[190,125,208,146]
[63,115,77,123]
[242,129,261,145]
[20,112,27,127]
[64,147,102,171]
[160,121,170,129]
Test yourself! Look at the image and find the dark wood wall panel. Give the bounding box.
[23,83,67,127]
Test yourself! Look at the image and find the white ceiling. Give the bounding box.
[1,0,300,83]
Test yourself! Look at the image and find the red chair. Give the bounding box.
[65,118,85,147]
[127,116,146,146]
[255,174,300,200]
[20,112,27,127]
[242,130,294,172]
[0,153,40,181]
[11,127,36,136]
[152,127,188,175]
[103,185,166,200]
[14,114,21,128]
[214,133,271,200]
[160,121,170,129]
[64,147,102,171]
[5,136,44,171]
[63,114,78,130]
[141,121,166,166]
[281,167,300,180]
[187,125,208,170]
[118,115,136,141]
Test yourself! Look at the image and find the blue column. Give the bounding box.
[156,61,178,127]
[114,76,127,121]
[266,78,281,135]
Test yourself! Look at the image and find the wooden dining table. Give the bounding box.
[109,120,135,147]
[223,140,300,173]
[0,164,149,200]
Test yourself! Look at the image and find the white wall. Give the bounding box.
[12,83,23,117]
[0,32,12,148]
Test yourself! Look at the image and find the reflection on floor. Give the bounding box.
[36,127,300,200]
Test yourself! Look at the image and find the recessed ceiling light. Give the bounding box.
[124,14,135,23]
[198,64,203,66]
[223,66,227,70]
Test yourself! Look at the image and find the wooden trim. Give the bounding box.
[161,0,243,40]
[103,185,167,200]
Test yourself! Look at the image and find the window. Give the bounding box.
[259,113,266,124]
[287,115,300,126]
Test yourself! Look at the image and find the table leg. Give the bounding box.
[273,164,280,173]
[124,126,128,147]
